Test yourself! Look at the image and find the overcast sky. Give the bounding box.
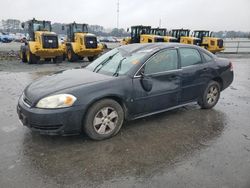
[1,0,250,31]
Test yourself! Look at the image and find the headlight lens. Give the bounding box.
[36,94,77,109]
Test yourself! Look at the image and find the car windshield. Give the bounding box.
[86,48,147,76]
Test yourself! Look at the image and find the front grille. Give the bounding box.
[169,38,178,42]
[42,35,59,49]
[84,35,98,49]
[155,37,164,42]
[31,123,63,131]
[23,95,32,107]
[218,39,223,48]
[193,39,201,45]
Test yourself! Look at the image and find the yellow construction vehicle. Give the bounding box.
[121,25,164,45]
[20,18,64,64]
[170,29,201,45]
[150,28,178,42]
[192,30,224,53]
[62,22,103,62]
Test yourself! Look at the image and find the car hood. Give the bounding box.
[24,68,112,103]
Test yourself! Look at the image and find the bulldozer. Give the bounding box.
[20,18,64,64]
[62,22,103,62]
[170,29,201,45]
[121,25,164,45]
[150,28,178,42]
[192,30,224,53]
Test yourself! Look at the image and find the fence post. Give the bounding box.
[236,41,240,53]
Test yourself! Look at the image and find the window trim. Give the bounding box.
[134,48,180,78]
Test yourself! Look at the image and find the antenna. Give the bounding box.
[117,0,120,29]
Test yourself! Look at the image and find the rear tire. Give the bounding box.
[53,56,63,64]
[20,51,27,62]
[88,55,98,62]
[78,56,84,61]
[45,58,51,62]
[20,46,27,62]
[198,81,221,109]
[62,54,66,61]
[84,99,124,140]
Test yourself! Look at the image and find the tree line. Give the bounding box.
[0,19,129,37]
[1,19,250,38]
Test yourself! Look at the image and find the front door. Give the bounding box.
[131,49,181,116]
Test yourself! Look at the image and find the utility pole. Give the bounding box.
[159,18,161,28]
[117,0,120,29]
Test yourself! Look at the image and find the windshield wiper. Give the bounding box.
[113,57,126,77]
[93,52,118,73]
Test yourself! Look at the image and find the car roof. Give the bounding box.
[118,43,200,55]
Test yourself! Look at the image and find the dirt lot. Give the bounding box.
[0,50,250,187]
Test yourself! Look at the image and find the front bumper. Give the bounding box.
[17,98,86,135]
[34,49,64,58]
[77,48,103,57]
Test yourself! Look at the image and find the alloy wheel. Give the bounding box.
[93,107,118,135]
[207,85,219,105]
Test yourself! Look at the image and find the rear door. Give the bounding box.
[178,47,210,103]
[131,48,181,115]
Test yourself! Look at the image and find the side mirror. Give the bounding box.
[140,71,153,92]
[62,25,65,30]
[127,28,130,32]
[21,23,25,29]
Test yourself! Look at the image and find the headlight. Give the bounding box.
[36,94,77,109]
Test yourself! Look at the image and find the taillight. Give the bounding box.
[229,62,233,71]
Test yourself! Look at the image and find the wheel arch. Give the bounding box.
[212,77,223,91]
[27,41,37,54]
[67,42,77,53]
[82,95,129,125]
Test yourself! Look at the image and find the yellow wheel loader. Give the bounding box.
[150,28,178,42]
[62,22,103,62]
[121,25,164,45]
[170,29,201,45]
[192,30,224,53]
[20,18,64,64]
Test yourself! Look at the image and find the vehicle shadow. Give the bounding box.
[20,104,226,187]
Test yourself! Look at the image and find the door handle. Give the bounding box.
[202,68,208,71]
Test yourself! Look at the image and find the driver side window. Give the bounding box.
[144,49,178,75]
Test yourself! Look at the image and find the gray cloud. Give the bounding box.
[1,0,250,31]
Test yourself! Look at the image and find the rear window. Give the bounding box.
[179,48,202,67]
[202,52,213,62]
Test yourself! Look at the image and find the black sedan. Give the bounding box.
[17,43,234,140]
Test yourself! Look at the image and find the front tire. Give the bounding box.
[84,99,124,140]
[198,81,221,109]
[26,47,40,64]
[67,46,78,62]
